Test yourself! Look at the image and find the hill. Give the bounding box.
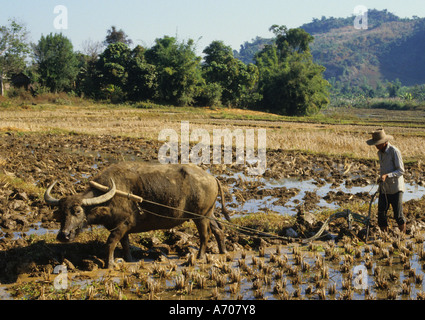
[234,9,425,89]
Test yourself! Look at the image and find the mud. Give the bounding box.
[1,131,425,300]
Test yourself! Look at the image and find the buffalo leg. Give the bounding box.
[105,223,130,268]
[193,218,210,259]
[120,234,133,262]
[210,219,226,254]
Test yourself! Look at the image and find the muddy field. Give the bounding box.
[1,129,425,300]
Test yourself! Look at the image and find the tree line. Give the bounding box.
[0,19,330,116]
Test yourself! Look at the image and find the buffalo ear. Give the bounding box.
[52,209,62,222]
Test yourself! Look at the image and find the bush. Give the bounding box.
[3,89,88,107]
[369,98,419,110]
[0,96,12,108]
[102,84,125,104]
[194,82,222,107]
[6,87,33,101]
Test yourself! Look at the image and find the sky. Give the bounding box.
[2,0,425,55]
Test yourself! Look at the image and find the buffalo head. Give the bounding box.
[44,179,116,242]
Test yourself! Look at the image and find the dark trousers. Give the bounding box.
[378,191,406,228]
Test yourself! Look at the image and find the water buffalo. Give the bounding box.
[44,162,230,268]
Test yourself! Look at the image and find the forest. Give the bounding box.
[0,19,330,116]
[2,9,425,116]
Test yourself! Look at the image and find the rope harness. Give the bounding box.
[89,180,381,244]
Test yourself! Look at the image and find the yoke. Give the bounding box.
[89,181,143,202]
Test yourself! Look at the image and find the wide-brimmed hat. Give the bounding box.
[366,129,394,146]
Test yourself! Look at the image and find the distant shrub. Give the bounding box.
[332,97,424,111]
[369,98,419,110]
[102,84,125,104]
[6,87,33,101]
[3,88,89,107]
[194,83,222,107]
[0,97,12,108]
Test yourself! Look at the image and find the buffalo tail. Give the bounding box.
[216,178,231,221]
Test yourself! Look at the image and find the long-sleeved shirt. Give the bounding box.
[378,143,405,194]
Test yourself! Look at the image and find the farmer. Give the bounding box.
[366,129,406,234]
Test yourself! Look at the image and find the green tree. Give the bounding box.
[387,79,402,98]
[97,42,131,88]
[194,81,223,107]
[104,26,133,46]
[0,19,30,96]
[33,33,79,92]
[91,42,158,102]
[271,25,314,57]
[75,40,103,98]
[75,52,100,98]
[234,36,273,65]
[126,45,158,101]
[202,40,259,107]
[256,25,329,115]
[145,36,202,106]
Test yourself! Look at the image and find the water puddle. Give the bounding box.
[220,172,425,217]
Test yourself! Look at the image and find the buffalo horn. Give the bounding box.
[81,178,116,206]
[44,181,61,206]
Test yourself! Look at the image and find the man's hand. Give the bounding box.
[380,174,388,182]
